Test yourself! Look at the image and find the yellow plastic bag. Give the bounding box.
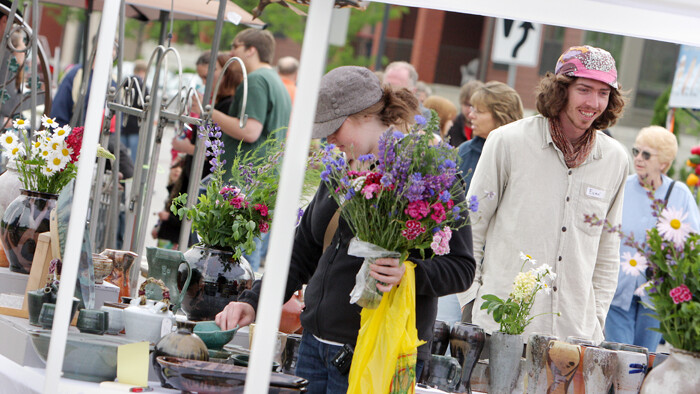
[348,261,425,394]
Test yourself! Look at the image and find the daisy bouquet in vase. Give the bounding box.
[585,194,700,353]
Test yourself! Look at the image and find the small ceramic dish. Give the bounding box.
[228,354,280,372]
[193,321,239,350]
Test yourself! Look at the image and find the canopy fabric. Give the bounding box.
[378,0,700,47]
[40,0,265,26]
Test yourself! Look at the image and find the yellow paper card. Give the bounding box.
[117,341,149,386]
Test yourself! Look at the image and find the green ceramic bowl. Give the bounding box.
[229,354,280,372]
[193,321,239,350]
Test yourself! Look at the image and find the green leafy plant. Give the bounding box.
[171,121,284,262]
[480,253,558,335]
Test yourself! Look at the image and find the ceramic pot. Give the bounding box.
[426,354,462,392]
[180,246,254,321]
[102,249,139,299]
[92,253,114,284]
[489,331,522,394]
[153,320,209,389]
[431,320,451,356]
[566,336,597,347]
[100,304,125,335]
[581,346,617,394]
[146,247,192,313]
[545,340,581,394]
[0,161,22,219]
[0,189,58,274]
[281,333,302,375]
[27,288,56,326]
[38,298,81,329]
[524,333,558,394]
[123,301,175,344]
[614,349,647,393]
[641,348,700,394]
[76,309,109,335]
[449,322,485,393]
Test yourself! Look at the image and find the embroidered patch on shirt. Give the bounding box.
[586,187,606,199]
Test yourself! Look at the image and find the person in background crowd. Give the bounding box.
[120,59,147,163]
[415,81,432,105]
[605,126,700,352]
[206,29,291,272]
[215,66,475,392]
[383,61,432,119]
[458,46,628,345]
[457,81,523,189]
[423,95,457,140]
[277,55,298,103]
[446,80,484,147]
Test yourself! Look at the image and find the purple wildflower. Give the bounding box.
[414,115,426,126]
[439,190,451,203]
[469,195,479,212]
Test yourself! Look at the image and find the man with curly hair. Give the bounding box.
[458,46,629,344]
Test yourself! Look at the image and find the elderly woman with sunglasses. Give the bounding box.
[605,125,700,351]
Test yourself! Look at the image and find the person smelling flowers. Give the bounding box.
[605,126,700,351]
[215,66,476,392]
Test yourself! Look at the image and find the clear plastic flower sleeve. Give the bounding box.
[348,237,400,309]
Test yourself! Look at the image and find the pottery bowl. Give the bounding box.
[194,321,239,350]
[92,254,114,284]
[27,329,134,382]
[228,353,280,372]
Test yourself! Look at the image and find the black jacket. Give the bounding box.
[238,182,476,360]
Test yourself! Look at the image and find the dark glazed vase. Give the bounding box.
[449,322,485,393]
[180,246,254,321]
[0,189,58,274]
[431,320,451,356]
[153,320,209,389]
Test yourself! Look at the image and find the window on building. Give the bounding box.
[538,26,565,75]
[635,40,680,110]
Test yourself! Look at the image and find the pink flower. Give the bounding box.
[431,202,446,224]
[361,183,381,199]
[230,196,245,209]
[669,284,692,304]
[404,200,431,220]
[446,199,454,209]
[431,227,452,255]
[401,220,426,240]
[259,221,270,233]
[254,204,269,217]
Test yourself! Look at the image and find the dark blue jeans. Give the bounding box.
[295,331,425,393]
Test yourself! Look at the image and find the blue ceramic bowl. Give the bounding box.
[193,321,238,350]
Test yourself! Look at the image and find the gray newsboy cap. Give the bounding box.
[313,66,383,139]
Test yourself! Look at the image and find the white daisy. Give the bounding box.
[46,151,68,172]
[634,281,652,297]
[41,165,55,177]
[657,207,692,249]
[41,115,59,129]
[541,281,553,295]
[1,131,19,149]
[519,251,537,265]
[30,140,43,156]
[620,251,648,277]
[534,263,556,280]
[59,146,73,161]
[12,118,28,129]
[53,126,70,139]
[7,144,26,160]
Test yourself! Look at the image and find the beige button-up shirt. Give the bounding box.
[457,115,628,342]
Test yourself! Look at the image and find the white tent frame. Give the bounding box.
[43,0,700,392]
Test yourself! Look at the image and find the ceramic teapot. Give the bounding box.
[146,247,192,312]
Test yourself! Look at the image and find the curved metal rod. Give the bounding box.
[114,75,146,109]
[142,45,184,114]
[211,56,248,129]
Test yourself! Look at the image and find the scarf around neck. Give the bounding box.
[549,117,596,168]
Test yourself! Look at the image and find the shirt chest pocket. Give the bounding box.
[575,183,611,236]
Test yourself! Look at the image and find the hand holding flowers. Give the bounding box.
[480,252,558,335]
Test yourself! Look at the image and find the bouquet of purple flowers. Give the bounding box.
[319,114,478,308]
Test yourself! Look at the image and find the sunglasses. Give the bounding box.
[631,147,655,160]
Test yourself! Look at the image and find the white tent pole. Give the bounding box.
[243,0,333,392]
[42,0,120,391]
